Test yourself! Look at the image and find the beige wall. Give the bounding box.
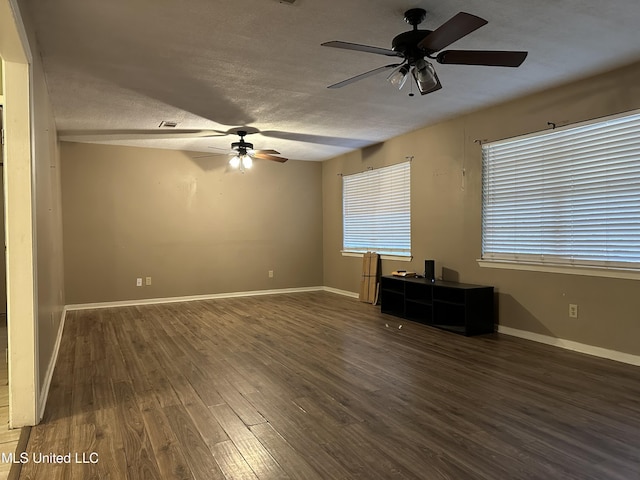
[32,58,65,391]
[61,143,323,304]
[323,60,640,357]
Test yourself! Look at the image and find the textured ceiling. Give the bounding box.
[20,0,640,161]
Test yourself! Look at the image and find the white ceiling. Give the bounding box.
[20,0,640,161]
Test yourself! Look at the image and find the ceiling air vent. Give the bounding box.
[158,120,178,128]
[279,0,296,4]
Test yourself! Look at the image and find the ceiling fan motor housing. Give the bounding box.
[232,130,253,152]
[392,29,433,62]
[231,140,253,151]
[392,7,435,63]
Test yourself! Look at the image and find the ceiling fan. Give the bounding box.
[58,127,365,148]
[59,128,288,170]
[322,8,528,95]
[222,130,288,172]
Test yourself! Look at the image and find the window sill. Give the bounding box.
[477,259,640,281]
[342,251,412,262]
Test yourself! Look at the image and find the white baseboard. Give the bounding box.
[65,286,329,311]
[38,308,66,421]
[497,325,640,367]
[322,286,359,298]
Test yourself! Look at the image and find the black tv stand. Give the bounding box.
[380,276,494,336]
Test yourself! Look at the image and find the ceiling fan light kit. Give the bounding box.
[229,154,252,172]
[413,59,438,94]
[322,8,528,96]
[229,155,242,169]
[387,64,410,89]
[226,130,287,172]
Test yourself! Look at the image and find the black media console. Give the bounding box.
[380,275,494,336]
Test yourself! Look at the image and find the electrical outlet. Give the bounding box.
[268,270,274,278]
[136,278,143,287]
[569,304,578,318]
[145,276,152,286]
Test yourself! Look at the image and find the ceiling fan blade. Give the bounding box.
[328,63,402,89]
[437,50,528,67]
[253,152,288,163]
[322,41,401,57]
[418,12,487,52]
[254,149,280,155]
[191,153,226,159]
[58,129,228,142]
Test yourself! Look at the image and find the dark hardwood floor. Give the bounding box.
[19,292,640,479]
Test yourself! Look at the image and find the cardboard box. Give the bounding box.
[359,252,380,303]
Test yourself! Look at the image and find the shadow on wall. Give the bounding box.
[437,268,552,337]
[361,142,386,162]
[441,267,459,282]
[496,293,555,337]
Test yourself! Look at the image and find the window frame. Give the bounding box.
[341,162,412,261]
[479,109,640,280]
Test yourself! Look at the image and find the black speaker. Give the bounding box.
[424,260,435,282]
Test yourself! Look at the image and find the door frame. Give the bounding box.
[1,0,40,427]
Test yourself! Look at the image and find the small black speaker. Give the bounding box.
[424,260,435,282]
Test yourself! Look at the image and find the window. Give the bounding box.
[481,110,640,274]
[342,162,411,258]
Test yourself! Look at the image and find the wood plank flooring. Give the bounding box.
[18,292,640,479]
[0,323,22,480]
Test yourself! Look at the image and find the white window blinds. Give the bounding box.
[482,110,640,270]
[343,161,411,256]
